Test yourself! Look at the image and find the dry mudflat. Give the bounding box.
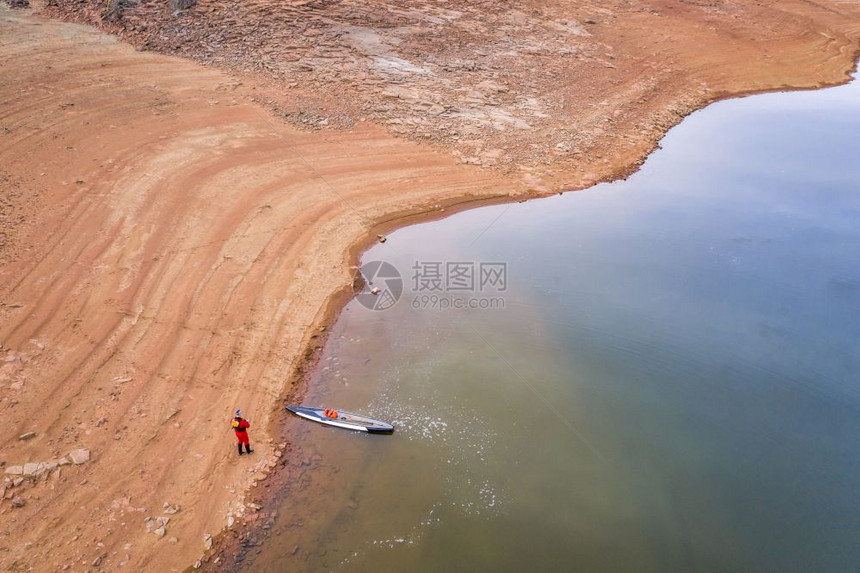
[1,0,859,570]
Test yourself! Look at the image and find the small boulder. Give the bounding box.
[22,463,40,477]
[169,0,195,11]
[154,526,166,537]
[203,533,213,550]
[5,465,23,476]
[69,449,91,465]
[10,497,24,508]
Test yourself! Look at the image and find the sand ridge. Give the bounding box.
[0,0,859,570]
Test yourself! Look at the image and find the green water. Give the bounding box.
[246,74,860,572]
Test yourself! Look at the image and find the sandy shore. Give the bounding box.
[1,1,859,570]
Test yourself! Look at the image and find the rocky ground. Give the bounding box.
[1,0,859,571]
[45,0,860,187]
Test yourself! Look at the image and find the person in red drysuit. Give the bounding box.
[231,409,254,455]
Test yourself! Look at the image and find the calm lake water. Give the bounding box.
[245,74,860,571]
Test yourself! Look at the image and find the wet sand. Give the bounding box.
[1,2,859,570]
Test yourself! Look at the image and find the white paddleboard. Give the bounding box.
[286,405,394,433]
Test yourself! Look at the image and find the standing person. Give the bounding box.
[231,409,253,455]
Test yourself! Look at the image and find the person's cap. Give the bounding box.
[235,409,243,416]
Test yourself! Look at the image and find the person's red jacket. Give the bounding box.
[233,417,250,437]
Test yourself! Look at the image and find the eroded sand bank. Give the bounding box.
[1,2,859,570]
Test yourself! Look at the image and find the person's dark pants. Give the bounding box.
[236,433,253,455]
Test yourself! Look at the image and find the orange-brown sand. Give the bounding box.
[1,1,858,569]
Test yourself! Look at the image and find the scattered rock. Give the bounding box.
[169,0,194,10]
[163,501,180,514]
[226,515,235,527]
[377,234,387,243]
[69,449,90,465]
[370,287,381,295]
[154,526,166,537]
[10,497,24,508]
[168,536,179,544]
[18,431,36,441]
[203,533,213,550]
